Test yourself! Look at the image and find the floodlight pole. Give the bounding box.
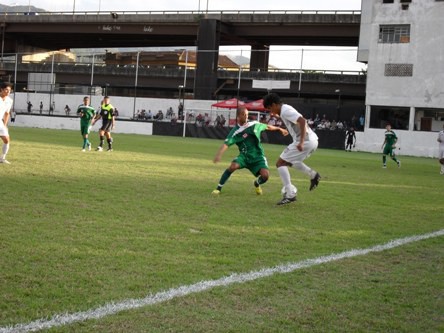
[133,51,140,119]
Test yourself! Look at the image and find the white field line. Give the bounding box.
[1,229,443,333]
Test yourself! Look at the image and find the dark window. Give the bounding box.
[369,106,410,130]
[382,0,394,3]
[400,0,412,2]
[379,25,410,43]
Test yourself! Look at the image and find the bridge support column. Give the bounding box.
[250,45,269,72]
[195,19,220,100]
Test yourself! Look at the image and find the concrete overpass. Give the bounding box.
[0,10,361,99]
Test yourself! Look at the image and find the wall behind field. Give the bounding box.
[10,93,442,158]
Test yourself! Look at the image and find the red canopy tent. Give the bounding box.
[211,98,245,109]
[244,99,266,111]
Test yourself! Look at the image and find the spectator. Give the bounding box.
[64,104,71,116]
[39,101,43,114]
[166,107,174,119]
[27,101,32,113]
[114,108,119,118]
[178,102,184,119]
[10,110,16,123]
[359,114,365,130]
[146,110,153,120]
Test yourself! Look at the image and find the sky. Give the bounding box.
[5,0,364,71]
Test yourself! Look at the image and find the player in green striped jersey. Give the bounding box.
[381,123,401,168]
[212,106,288,195]
[76,96,96,151]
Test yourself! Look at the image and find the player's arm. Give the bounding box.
[266,124,288,136]
[296,116,307,151]
[3,110,9,126]
[91,112,100,125]
[213,144,229,163]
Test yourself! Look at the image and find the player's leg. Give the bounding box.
[0,135,10,163]
[390,149,400,167]
[251,156,269,195]
[105,131,113,151]
[212,158,242,194]
[382,146,388,167]
[439,149,444,174]
[97,128,105,150]
[290,140,320,191]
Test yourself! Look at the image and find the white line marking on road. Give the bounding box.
[1,229,443,333]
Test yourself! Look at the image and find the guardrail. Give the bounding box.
[2,9,361,16]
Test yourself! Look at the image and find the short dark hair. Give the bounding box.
[263,93,281,108]
[0,82,13,89]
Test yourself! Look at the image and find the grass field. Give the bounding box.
[1,127,443,333]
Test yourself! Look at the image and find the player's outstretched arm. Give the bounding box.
[266,124,288,136]
[213,144,228,163]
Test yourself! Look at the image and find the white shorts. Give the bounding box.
[0,122,9,137]
[439,147,444,159]
[280,139,318,164]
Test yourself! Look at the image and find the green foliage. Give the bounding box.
[1,127,442,332]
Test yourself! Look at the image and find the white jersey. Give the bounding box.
[0,96,13,136]
[438,130,444,148]
[280,104,318,143]
[0,95,13,121]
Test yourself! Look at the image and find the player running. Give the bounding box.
[0,82,13,164]
[92,96,115,152]
[212,106,288,195]
[381,123,401,168]
[76,96,96,151]
[263,93,321,205]
[437,124,444,175]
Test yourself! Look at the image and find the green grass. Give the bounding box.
[1,127,443,332]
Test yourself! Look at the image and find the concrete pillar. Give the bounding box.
[365,104,371,130]
[194,19,220,100]
[250,46,269,71]
[408,106,415,131]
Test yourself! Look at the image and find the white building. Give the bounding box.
[357,0,444,157]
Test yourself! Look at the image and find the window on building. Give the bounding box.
[382,0,394,3]
[385,64,413,76]
[379,25,410,43]
[400,0,412,2]
[414,108,444,131]
[369,106,410,130]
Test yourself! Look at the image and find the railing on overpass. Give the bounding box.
[3,10,361,16]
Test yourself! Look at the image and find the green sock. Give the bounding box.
[382,156,387,165]
[83,138,88,149]
[255,175,267,186]
[217,169,232,191]
[392,157,399,163]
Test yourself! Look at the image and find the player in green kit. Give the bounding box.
[212,106,288,195]
[381,123,401,168]
[77,96,96,151]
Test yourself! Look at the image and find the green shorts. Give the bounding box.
[233,154,269,176]
[383,145,395,157]
[80,123,91,136]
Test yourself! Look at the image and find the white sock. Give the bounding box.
[292,161,316,178]
[278,166,297,197]
[1,143,9,159]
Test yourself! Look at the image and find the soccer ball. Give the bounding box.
[281,185,297,198]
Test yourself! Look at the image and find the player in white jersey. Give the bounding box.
[263,93,321,205]
[438,124,444,175]
[0,82,13,164]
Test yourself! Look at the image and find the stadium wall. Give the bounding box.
[10,93,441,158]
